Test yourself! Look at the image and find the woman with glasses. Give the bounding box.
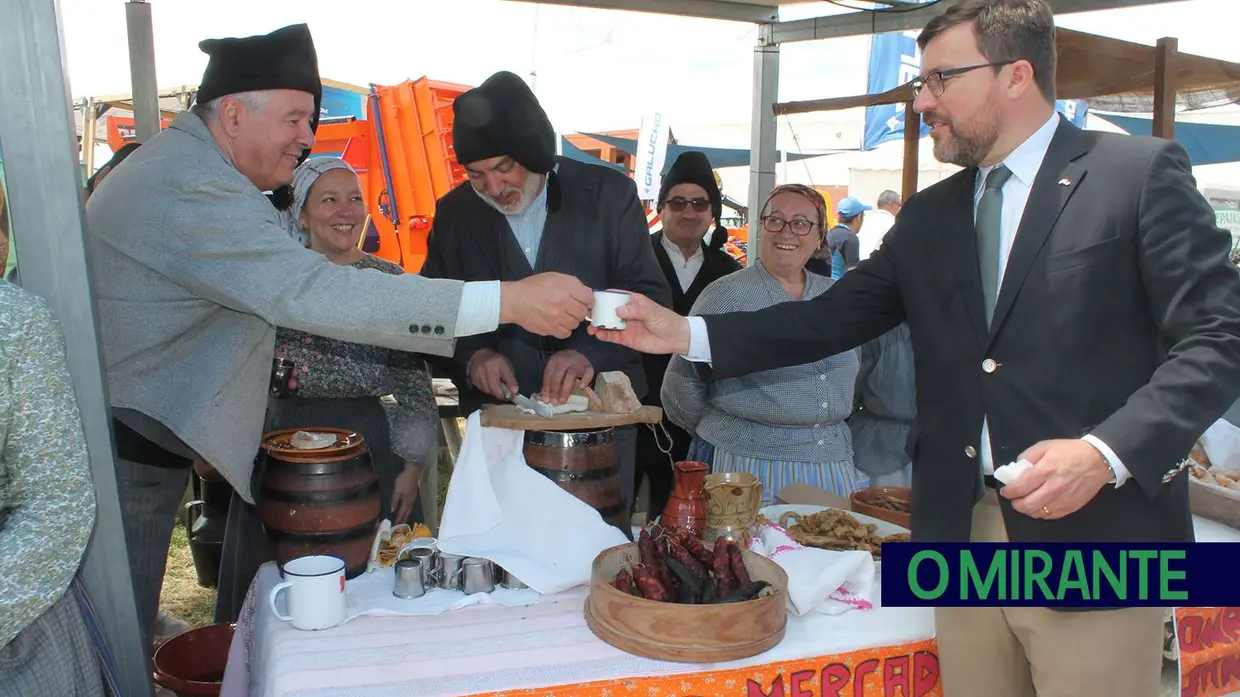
[661,184,867,500]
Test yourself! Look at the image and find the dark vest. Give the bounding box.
[642,232,743,406]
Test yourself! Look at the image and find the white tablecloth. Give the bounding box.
[223,517,1238,697]
[221,562,934,697]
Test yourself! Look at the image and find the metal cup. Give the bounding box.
[439,553,465,590]
[462,557,495,595]
[393,559,426,599]
[270,357,296,397]
[501,569,528,590]
[404,547,439,588]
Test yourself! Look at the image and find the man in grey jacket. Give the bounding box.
[85,24,592,646]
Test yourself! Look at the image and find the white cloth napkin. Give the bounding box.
[436,411,628,595]
[993,458,1033,486]
[1201,418,1240,471]
[336,567,539,623]
[748,520,877,616]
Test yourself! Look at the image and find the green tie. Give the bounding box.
[976,165,1012,328]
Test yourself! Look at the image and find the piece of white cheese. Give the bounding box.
[289,430,337,449]
[992,458,1033,486]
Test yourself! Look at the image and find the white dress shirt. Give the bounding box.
[660,232,706,293]
[858,208,895,261]
[686,112,1130,487]
[455,281,502,336]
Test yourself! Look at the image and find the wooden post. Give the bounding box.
[82,98,97,174]
[1152,36,1178,140]
[901,101,920,201]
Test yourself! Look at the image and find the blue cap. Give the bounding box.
[837,197,873,218]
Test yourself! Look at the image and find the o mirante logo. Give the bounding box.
[882,543,1235,608]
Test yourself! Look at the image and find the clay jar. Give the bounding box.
[703,472,763,546]
[660,461,709,536]
[257,428,380,580]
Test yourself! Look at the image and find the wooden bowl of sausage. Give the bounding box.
[584,541,788,663]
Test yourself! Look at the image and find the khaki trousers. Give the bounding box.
[934,490,1165,697]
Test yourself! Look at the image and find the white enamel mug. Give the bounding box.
[587,290,631,329]
[268,555,347,630]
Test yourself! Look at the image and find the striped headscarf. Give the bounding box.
[760,184,828,240]
[284,157,357,246]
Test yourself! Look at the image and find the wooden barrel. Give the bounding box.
[523,428,627,533]
[257,428,380,579]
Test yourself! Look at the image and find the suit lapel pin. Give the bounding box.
[1058,178,1073,186]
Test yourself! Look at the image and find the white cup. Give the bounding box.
[268,555,347,630]
[588,290,631,329]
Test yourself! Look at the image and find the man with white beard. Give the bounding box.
[422,71,671,529]
[85,27,594,649]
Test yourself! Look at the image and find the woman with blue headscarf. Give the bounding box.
[214,157,438,622]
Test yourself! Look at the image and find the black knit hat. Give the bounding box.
[657,151,721,221]
[196,24,322,120]
[452,71,557,174]
[657,151,728,249]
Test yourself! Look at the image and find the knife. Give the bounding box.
[502,385,555,418]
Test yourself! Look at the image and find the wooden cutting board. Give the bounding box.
[479,404,663,430]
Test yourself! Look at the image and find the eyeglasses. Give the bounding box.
[910,60,1015,98]
[664,197,711,213]
[761,215,816,236]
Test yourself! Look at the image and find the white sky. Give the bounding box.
[60,0,1239,136]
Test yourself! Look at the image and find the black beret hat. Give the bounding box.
[452,71,556,174]
[196,23,322,119]
[658,151,731,250]
[658,151,722,222]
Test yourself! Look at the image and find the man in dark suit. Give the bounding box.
[586,1,1240,694]
[422,71,672,529]
[634,151,742,519]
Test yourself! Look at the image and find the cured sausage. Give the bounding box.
[665,539,710,582]
[613,567,638,597]
[728,542,752,586]
[638,528,659,568]
[718,580,770,603]
[632,563,670,602]
[678,529,714,567]
[712,537,735,599]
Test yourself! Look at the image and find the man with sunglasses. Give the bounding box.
[586,1,1240,694]
[634,151,742,520]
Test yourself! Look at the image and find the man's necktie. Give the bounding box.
[976,165,1012,329]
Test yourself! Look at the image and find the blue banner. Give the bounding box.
[881,542,1239,608]
[1056,98,1090,128]
[864,32,928,151]
[320,84,366,120]
[863,32,1092,150]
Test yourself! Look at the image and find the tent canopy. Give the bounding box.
[560,136,626,170]
[499,0,815,23]
[1096,113,1240,165]
[581,131,823,172]
[776,26,1240,116]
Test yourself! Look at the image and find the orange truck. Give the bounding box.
[312,77,472,272]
